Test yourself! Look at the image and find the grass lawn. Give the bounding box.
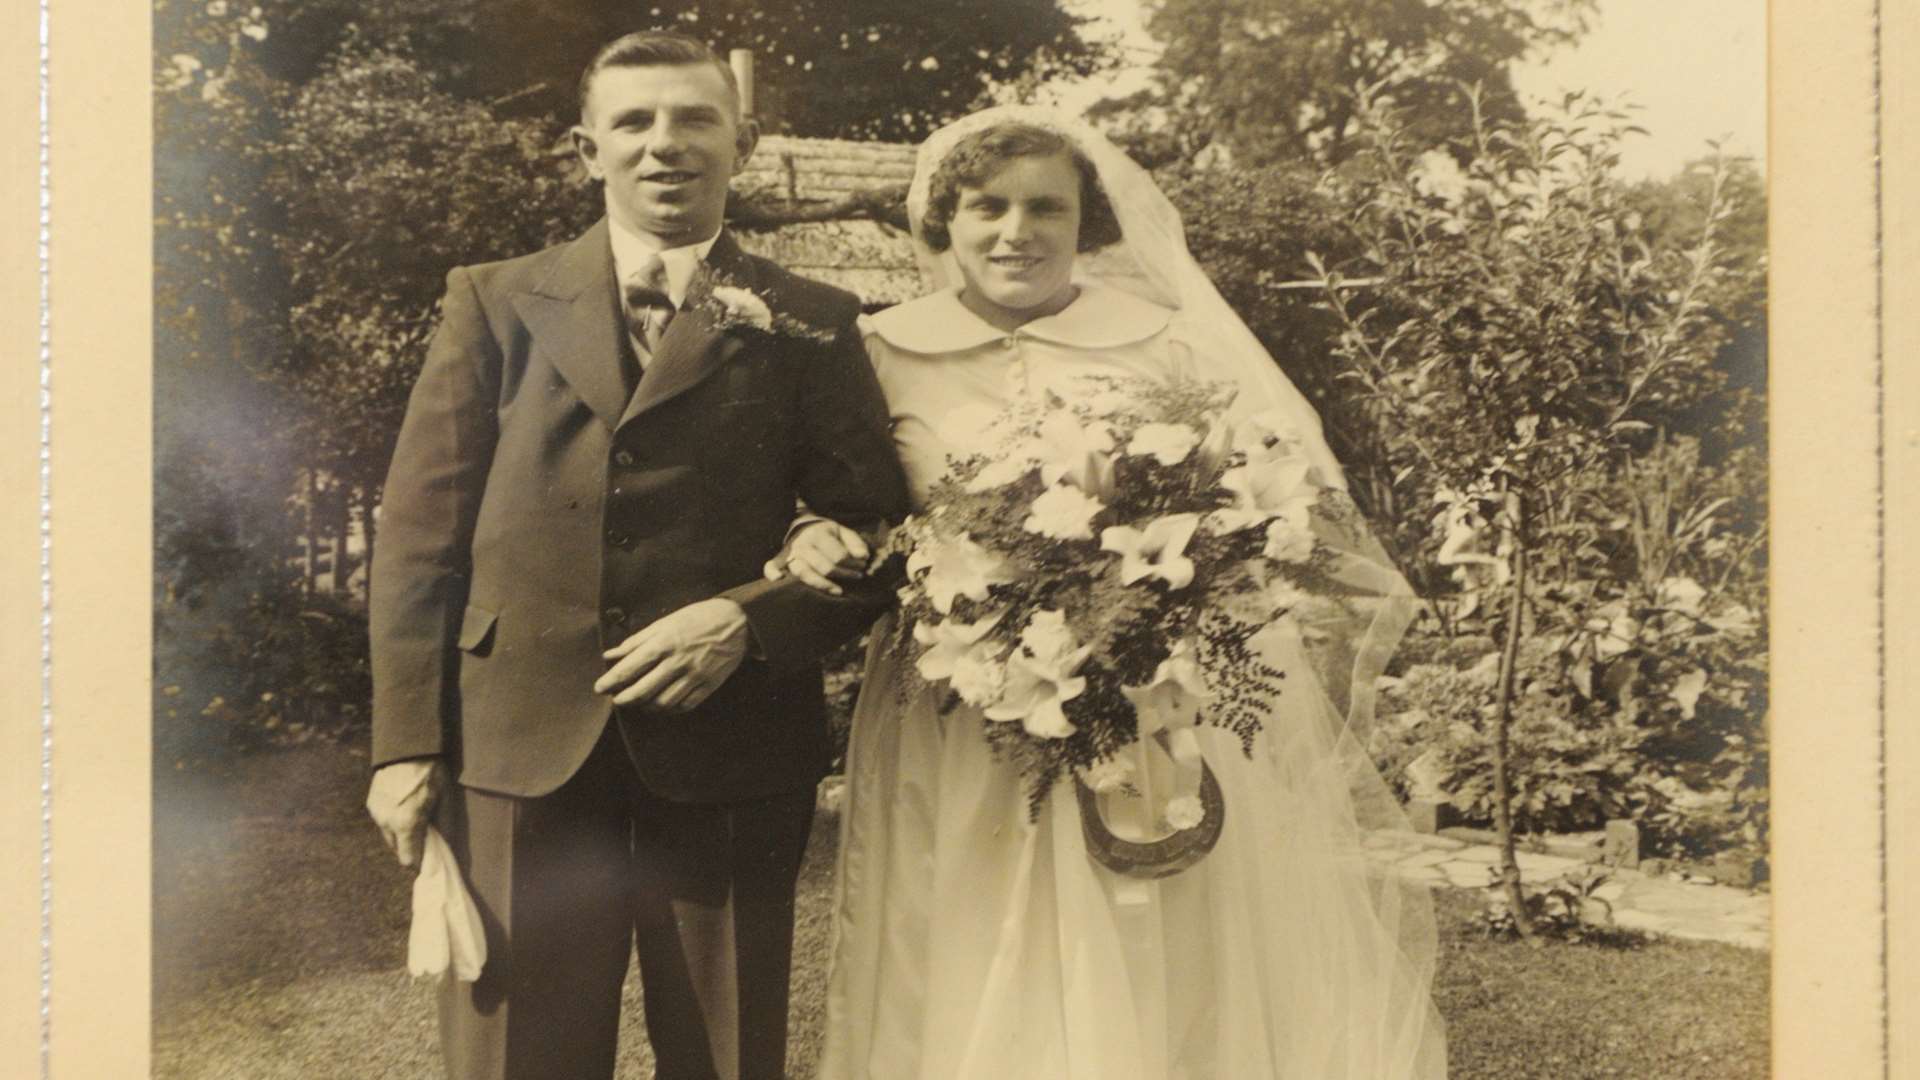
[154,743,1768,1079]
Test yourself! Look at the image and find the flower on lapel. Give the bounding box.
[710,286,774,331]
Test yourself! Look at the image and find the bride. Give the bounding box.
[773,107,1446,1079]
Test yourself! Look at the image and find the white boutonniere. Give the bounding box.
[695,271,841,345]
[709,286,774,331]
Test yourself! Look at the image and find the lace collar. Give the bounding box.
[866,281,1174,354]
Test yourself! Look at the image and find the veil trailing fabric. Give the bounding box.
[821,106,1445,1080]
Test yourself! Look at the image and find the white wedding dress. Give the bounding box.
[817,284,1447,1080]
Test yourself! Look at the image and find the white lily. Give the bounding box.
[1120,639,1212,737]
[1232,409,1309,465]
[907,533,1019,614]
[912,611,1006,682]
[1036,411,1117,495]
[985,642,1093,739]
[1100,513,1202,590]
[1213,454,1318,532]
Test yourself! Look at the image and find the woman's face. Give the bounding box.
[947,152,1083,327]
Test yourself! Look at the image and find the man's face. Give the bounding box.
[573,62,756,246]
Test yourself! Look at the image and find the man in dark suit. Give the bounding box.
[363,31,908,1080]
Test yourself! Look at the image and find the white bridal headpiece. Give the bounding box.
[906,106,1417,789]
[905,104,1352,493]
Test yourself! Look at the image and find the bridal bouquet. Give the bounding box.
[879,374,1363,824]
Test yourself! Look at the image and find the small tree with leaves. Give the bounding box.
[1313,89,1753,935]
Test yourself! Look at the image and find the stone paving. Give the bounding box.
[1362,828,1772,950]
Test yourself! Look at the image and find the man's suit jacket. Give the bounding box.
[369,220,909,801]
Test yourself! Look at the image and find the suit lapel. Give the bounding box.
[618,231,757,428]
[618,231,760,424]
[510,218,630,432]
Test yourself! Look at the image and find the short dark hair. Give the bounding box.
[919,123,1123,255]
[577,31,741,122]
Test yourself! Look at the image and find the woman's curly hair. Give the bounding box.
[919,122,1123,254]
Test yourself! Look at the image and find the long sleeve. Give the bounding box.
[368,267,502,767]
[723,313,909,669]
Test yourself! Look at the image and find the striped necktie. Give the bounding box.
[622,252,675,367]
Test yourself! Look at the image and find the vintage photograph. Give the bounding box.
[150,1,1770,1077]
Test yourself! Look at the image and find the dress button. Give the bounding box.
[1002,337,1017,349]
[603,607,626,629]
[613,449,636,468]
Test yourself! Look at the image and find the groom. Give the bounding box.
[365,31,907,1080]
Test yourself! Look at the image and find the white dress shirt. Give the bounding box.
[608,217,721,363]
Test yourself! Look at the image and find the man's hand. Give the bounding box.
[595,598,751,710]
[366,757,448,868]
[761,520,872,596]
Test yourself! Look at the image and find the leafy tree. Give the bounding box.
[264,43,600,553]
[1315,89,1761,932]
[482,0,1107,140]
[166,0,1104,141]
[1112,0,1593,167]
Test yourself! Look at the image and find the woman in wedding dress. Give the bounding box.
[780,108,1446,1080]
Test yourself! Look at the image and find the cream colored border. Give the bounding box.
[1881,0,1918,1074]
[2,3,48,1078]
[39,0,153,1076]
[13,0,1906,1076]
[1771,0,1899,1075]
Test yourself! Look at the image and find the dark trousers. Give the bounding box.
[435,725,816,1080]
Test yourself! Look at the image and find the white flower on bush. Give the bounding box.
[1411,149,1469,204]
[1668,668,1709,719]
[1024,483,1105,540]
[1100,512,1201,589]
[1583,601,1640,660]
[1126,422,1200,467]
[710,286,774,330]
[907,533,1018,614]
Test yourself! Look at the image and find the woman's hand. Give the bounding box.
[763,520,873,596]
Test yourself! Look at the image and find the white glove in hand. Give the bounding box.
[408,824,486,982]
[366,757,445,868]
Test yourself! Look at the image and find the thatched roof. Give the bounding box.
[731,135,922,306]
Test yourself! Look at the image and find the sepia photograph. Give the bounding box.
[137,0,1788,1077]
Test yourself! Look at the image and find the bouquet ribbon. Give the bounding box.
[408,824,487,982]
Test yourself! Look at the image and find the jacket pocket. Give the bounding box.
[456,604,498,654]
